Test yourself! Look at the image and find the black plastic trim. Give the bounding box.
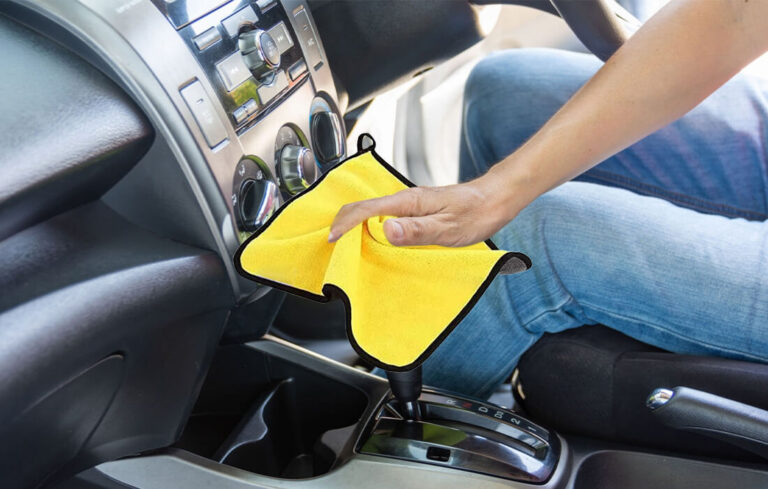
[0,14,154,242]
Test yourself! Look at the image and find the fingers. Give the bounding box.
[383,216,446,247]
[328,188,425,242]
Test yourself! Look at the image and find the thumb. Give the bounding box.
[384,216,441,246]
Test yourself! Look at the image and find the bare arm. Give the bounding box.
[330,0,768,247]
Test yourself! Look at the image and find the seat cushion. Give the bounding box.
[515,325,768,461]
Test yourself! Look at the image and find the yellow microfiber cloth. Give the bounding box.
[235,134,531,371]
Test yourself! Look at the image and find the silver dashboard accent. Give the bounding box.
[192,26,221,50]
[180,80,228,148]
[239,178,279,230]
[257,69,289,103]
[278,144,315,194]
[288,58,307,80]
[310,94,346,166]
[360,390,559,484]
[292,6,322,70]
[238,28,280,78]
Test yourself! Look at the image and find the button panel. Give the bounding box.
[179,80,228,148]
[171,1,322,132]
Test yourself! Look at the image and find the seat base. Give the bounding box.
[515,325,768,461]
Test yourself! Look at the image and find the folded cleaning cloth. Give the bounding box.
[235,134,531,371]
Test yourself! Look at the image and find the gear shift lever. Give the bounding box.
[386,366,423,420]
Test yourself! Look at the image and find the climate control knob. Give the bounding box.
[238,29,280,78]
[278,145,317,195]
[233,156,279,235]
[239,179,279,232]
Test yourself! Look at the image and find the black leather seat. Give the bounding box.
[515,326,768,461]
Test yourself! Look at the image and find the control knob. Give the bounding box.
[278,145,317,195]
[233,157,279,234]
[238,29,280,78]
[239,179,279,232]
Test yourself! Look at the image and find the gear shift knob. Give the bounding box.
[386,367,423,420]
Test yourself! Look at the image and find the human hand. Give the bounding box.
[328,176,517,247]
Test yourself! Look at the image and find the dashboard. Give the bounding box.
[11,0,346,299]
[144,0,346,243]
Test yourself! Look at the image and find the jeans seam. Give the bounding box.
[581,169,768,221]
[580,299,768,363]
[521,296,582,336]
[469,296,580,398]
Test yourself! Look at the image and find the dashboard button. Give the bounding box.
[257,70,288,104]
[221,6,258,38]
[244,98,258,115]
[232,105,248,124]
[193,27,221,51]
[179,80,227,148]
[239,29,281,79]
[288,58,307,81]
[215,52,252,91]
[255,0,277,12]
[293,8,323,70]
[267,21,294,54]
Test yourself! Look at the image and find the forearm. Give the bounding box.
[329,0,768,248]
[483,0,768,217]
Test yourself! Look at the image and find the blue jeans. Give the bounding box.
[422,48,768,399]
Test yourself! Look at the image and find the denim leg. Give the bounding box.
[424,182,768,399]
[459,49,602,183]
[427,48,768,398]
[460,48,768,220]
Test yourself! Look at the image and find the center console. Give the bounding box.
[361,390,559,483]
[93,339,570,489]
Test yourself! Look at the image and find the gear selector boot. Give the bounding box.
[385,367,423,420]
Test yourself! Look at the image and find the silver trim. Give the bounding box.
[278,144,316,194]
[646,388,675,410]
[239,28,280,77]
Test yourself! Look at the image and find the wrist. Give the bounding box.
[472,163,537,223]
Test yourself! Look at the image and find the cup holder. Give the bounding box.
[214,378,346,477]
[175,345,369,478]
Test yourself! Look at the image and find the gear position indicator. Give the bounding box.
[421,392,551,444]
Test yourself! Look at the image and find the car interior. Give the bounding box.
[2,0,768,488]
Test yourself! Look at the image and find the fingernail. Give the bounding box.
[388,220,404,240]
[328,231,337,242]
